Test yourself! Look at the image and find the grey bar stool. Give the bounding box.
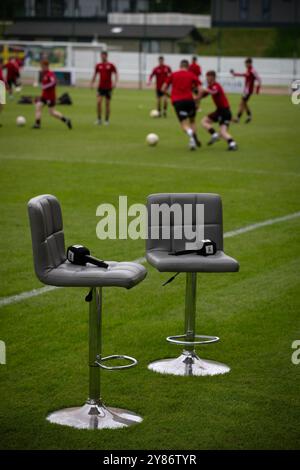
[28,194,147,430]
[146,193,239,377]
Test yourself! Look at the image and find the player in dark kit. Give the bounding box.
[200,70,237,151]
[230,57,261,123]
[162,59,201,150]
[148,56,172,117]
[32,60,72,129]
[91,51,118,125]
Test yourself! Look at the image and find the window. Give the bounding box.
[142,40,159,53]
[262,0,272,20]
[239,0,249,20]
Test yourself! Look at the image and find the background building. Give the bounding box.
[212,0,300,26]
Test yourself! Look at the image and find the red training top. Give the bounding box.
[149,64,172,90]
[188,62,201,78]
[207,81,230,109]
[3,60,19,81]
[166,70,200,103]
[233,66,261,95]
[95,62,117,90]
[41,70,56,101]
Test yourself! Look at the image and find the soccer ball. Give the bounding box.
[16,116,26,127]
[146,133,159,146]
[150,109,160,118]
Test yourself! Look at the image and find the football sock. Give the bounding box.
[209,128,216,135]
[186,128,194,138]
[35,119,41,126]
[227,138,233,144]
[61,116,67,123]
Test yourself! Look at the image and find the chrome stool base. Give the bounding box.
[148,351,230,377]
[47,401,143,430]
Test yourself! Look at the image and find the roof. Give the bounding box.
[4,22,202,41]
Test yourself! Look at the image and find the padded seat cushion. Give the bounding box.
[146,250,239,273]
[42,260,147,289]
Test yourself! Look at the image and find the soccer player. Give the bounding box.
[3,57,19,98]
[32,60,72,130]
[189,56,202,79]
[230,57,261,123]
[189,56,202,109]
[90,51,118,125]
[148,56,172,117]
[162,59,201,150]
[200,70,237,151]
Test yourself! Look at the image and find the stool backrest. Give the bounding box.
[146,193,223,253]
[28,194,66,282]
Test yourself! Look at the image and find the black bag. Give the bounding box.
[18,95,33,104]
[58,93,72,105]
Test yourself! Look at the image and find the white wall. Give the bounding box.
[21,51,299,88]
[108,13,211,28]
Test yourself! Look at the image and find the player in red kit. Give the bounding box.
[32,60,72,129]
[3,57,20,98]
[162,59,201,150]
[200,70,237,151]
[148,56,172,117]
[189,56,202,109]
[91,51,118,125]
[189,56,201,79]
[230,57,261,123]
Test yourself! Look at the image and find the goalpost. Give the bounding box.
[0,40,107,86]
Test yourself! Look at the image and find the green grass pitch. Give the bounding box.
[0,86,300,450]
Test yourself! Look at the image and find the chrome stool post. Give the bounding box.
[47,287,143,430]
[184,272,197,354]
[148,273,230,377]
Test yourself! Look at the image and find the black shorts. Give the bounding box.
[40,97,56,108]
[98,88,112,99]
[242,92,252,102]
[156,89,164,98]
[7,78,18,88]
[208,108,232,126]
[173,100,196,122]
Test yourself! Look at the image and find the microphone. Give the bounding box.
[169,239,217,257]
[67,245,108,268]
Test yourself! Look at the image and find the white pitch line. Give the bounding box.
[223,211,300,238]
[0,210,300,308]
[0,285,59,308]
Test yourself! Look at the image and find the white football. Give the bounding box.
[146,133,159,146]
[16,116,26,127]
[150,109,160,118]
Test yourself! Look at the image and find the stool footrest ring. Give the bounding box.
[166,334,219,346]
[95,354,138,370]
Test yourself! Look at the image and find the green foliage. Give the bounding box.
[198,27,300,57]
